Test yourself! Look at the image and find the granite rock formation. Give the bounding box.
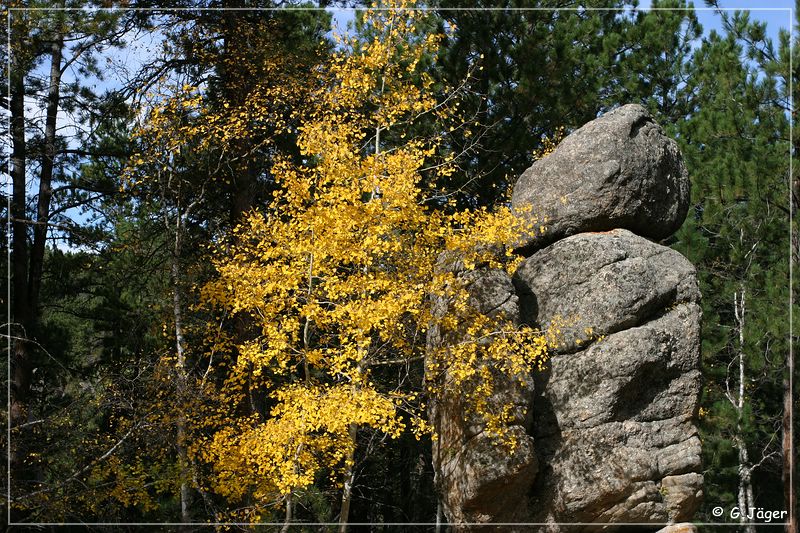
[428,266,538,525]
[428,104,703,531]
[511,104,689,253]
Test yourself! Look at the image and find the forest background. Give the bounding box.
[2,0,797,530]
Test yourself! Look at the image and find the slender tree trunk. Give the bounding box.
[170,213,192,527]
[736,440,755,533]
[281,494,293,533]
[28,31,63,310]
[338,423,358,533]
[10,25,63,502]
[9,13,32,497]
[787,191,797,533]
[733,289,756,533]
[783,372,795,533]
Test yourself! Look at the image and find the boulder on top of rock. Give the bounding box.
[511,104,689,253]
[426,106,702,531]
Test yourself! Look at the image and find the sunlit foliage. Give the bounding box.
[191,0,549,519]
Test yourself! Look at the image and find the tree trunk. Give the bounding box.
[281,494,292,533]
[338,423,358,533]
[9,12,32,499]
[28,31,63,311]
[10,25,64,502]
[783,372,795,533]
[221,0,257,226]
[736,442,756,533]
[170,213,192,527]
[733,288,756,533]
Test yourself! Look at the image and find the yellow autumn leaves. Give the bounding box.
[204,384,402,499]
[126,0,553,516]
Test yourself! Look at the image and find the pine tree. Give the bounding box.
[672,13,792,525]
[6,2,139,517]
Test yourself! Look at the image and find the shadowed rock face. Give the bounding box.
[427,105,703,532]
[428,268,538,526]
[511,104,689,254]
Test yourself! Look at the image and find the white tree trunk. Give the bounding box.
[733,288,756,533]
[281,493,293,533]
[171,222,192,526]
[339,423,358,533]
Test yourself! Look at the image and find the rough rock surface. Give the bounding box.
[511,104,689,253]
[522,264,703,529]
[513,229,699,354]
[514,233,703,529]
[427,105,703,531]
[428,268,538,526]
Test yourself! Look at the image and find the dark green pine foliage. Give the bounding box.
[614,0,701,127]
[672,15,792,524]
[429,0,703,208]
[432,0,631,207]
[31,217,175,522]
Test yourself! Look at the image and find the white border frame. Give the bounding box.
[3,3,794,529]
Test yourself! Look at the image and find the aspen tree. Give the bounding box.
[199,1,549,525]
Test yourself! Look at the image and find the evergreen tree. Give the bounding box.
[672,12,792,527]
[431,0,700,207]
[5,2,141,517]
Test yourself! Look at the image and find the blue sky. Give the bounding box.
[328,2,794,53]
[639,0,794,42]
